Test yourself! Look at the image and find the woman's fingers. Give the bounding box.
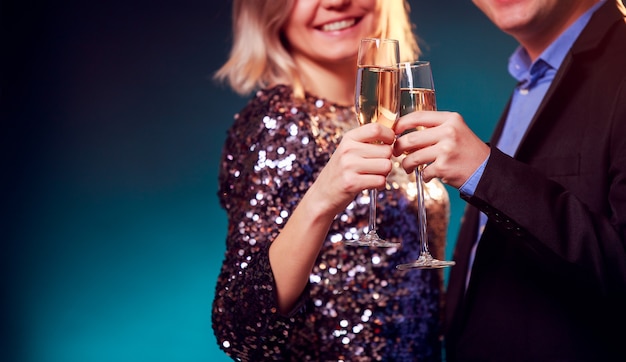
[334,125,394,183]
[354,122,396,145]
[308,124,395,216]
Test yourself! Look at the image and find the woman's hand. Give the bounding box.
[309,122,395,217]
[393,111,490,189]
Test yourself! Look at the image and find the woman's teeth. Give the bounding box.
[322,19,356,32]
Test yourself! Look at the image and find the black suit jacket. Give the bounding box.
[445,1,626,361]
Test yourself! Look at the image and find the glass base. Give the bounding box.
[344,231,401,248]
[396,253,456,270]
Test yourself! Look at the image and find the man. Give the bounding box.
[393,0,626,360]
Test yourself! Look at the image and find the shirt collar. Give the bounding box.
[507,0,606,83]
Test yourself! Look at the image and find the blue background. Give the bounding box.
[3,1,516,361]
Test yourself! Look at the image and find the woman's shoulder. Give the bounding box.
[234,84,349,125]
[228,84,353,142]
[225,85,309,143]
[242,84,350,114]
[244,84,295,107]
[233,85,296,121]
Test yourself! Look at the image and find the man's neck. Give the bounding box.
[517,0,601,61]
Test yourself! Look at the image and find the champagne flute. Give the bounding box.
[396,61,456,269]
[344,38,400,247]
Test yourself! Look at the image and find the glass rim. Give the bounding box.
[398,60,431,67]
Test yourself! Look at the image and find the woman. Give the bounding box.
[212,0,450,360]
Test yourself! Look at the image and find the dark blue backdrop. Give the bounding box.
[3,1,516,361]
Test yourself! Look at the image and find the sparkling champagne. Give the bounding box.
[400,87,437,167]
[400,87,436,119]
[356,66,400,129]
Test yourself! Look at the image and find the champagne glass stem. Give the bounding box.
[416,167,430,257]
[368,188,378,235]
[397,165,455,269]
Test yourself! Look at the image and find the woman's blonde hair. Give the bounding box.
[214,0,420,96]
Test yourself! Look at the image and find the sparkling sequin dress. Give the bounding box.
[212,85,450,361]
